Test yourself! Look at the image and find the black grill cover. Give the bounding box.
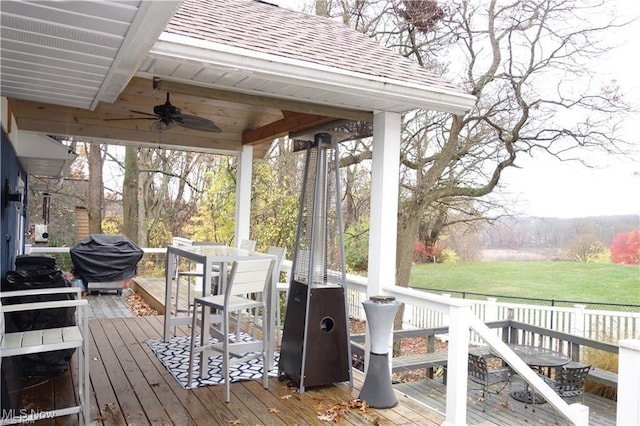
[70,234,143,282]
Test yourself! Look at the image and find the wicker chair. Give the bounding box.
[543,362,592,422]
[468,353,512,412]
[551,363,591,401]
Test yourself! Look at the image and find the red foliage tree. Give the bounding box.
[414,241,429,263]
[414,241,444,263]
[610,230,640,265]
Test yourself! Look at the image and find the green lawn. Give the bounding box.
[409,262,640,306]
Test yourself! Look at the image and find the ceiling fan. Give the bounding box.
[105,92,222,133]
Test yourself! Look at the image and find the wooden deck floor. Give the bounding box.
[131,276,198,316]
[9,283,618,425]
[86,315,444,425]
[13,289,441,425]
[86,289,135,320]
[395,376,617,426]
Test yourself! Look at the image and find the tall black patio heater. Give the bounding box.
[278,133,352,392]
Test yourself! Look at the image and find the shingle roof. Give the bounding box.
[164,0,463,93]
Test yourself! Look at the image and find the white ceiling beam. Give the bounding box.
[91,0,183,109]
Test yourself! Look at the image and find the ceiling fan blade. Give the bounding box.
[104,117,157,121]
[104,109,159,121]
[176,114,222,132]
[129,109,158,117]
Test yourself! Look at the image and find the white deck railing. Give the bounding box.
[337,273,639,342]
[294,262,640,425]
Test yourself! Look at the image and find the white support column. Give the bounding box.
[234,145,253,247]
[367,111,401,297]
[617,339,640,426]
[443,304,470,426]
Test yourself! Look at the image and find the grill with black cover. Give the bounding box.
[70,234,143,294]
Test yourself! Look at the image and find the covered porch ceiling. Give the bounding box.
[9,75,373,157]
[1,0,476,163]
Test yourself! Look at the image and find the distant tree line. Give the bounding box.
[481,215,639,250]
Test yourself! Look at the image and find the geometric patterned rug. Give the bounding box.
[147,334,279,389]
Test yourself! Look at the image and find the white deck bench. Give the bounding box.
[0,287,89,425]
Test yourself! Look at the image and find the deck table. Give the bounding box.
[163,244,277,368]
[492,343,570,404]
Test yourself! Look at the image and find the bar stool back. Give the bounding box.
[187,258,274,402]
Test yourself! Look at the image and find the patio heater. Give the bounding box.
[278,133,352,392]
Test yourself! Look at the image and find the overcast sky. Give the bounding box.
[274,0,640,219]
[501,1,640,218]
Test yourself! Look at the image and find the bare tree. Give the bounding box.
[114,146,213,247]
[122,146,139,244]
[87,142,103,234]
[327,0,630,289]
[139,149,207,246]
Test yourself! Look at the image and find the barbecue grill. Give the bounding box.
[70,234,143,294]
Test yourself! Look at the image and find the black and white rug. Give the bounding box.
[147,334,279,389]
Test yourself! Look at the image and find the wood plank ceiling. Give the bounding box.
[9,76,368,157]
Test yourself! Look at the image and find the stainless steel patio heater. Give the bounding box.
[278,133,352,392]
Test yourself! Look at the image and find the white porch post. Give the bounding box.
[571,304,586,338]
[444,304,470,426]
[234,145,253,247]
[367,111,401,297]
[485,297,499,322]
[617,339,640,426]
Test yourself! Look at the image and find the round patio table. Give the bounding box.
[492,344,570,404]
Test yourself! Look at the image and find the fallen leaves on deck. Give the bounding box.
[126,292,158,316]
[316,399,370,423]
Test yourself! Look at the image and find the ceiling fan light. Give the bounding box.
[151,120,176,132]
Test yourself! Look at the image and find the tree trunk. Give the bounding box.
[396,212,422,288]
[138,172,147,245]
[343,167,356,229]
[87,143,103,234]
[122,146,139,245]
[393,207,424,355]
[315,0,327,17]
